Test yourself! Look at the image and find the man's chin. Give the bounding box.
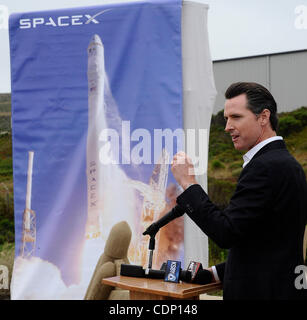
[233,142,244,151]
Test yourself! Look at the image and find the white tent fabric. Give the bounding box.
[182,1,217,268]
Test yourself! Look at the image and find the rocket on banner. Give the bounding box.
[85,34,136,246]
[85,35,107,240]
[82,34,138,285]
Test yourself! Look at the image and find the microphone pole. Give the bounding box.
[143,205,185,270]
[147,235,155,270]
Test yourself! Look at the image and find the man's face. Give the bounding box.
[224,93,262,151]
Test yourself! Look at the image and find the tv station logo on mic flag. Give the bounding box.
[164,260,181,283]
[187,261,203,281]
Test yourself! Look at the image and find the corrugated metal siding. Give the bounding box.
[270,51,307,112]
[212,50,307,114]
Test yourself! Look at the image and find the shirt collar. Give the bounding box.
[242,136,283,168]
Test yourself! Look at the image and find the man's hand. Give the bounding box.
[171,151,197,190]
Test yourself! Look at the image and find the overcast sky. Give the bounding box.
[0,0,306,93]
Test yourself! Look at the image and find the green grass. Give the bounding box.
[0,134,12,158]
[0,102,11,113]
[0,135,12,184]
[0,94,11,103]
[0,116,11,132]
[0,94,11,133]
[0,128,14,248]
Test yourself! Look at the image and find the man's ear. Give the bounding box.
[260,108,271,126]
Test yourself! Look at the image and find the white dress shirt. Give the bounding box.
[242,136,283,168]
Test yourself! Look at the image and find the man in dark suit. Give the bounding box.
[171,82,307,300]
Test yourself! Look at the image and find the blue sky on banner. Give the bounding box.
[1,0,307,92]
[10,1,182,284]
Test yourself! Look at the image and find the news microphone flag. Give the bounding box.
[187,261,203,281]
[164,260,181,283]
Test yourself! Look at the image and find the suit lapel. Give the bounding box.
[240,140,287,174]
[252,140,287,161]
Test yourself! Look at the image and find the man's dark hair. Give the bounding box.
[225,82,278,131]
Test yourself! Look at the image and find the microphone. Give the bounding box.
[187,261,203,282]
[143,205,185,237]
[120,263,191,283]
[164,260,181,283]
[192,269,214,284]
[187,261,213,284]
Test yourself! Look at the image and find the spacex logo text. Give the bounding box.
[19,14,99,29]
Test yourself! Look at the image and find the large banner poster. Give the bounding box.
[9,0,183,299]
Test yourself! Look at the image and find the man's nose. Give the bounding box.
[225,119,233,132]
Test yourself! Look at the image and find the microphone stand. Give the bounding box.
[143,205,185,270]
[121,206,192,282]
[143,222,160,271]
[148,236,155,270]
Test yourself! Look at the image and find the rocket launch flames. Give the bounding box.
[128,150,170,268]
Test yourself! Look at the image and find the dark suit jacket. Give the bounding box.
[177,140,307,300]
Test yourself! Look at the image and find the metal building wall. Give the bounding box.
[212,50,307,114]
